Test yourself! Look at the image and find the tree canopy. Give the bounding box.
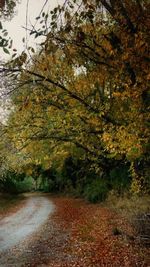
[0,0,150,195]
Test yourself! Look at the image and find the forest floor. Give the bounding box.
[0,193,149,266]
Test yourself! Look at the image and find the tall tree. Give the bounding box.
[1,0,150,193]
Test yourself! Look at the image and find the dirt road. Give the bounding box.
[0,195,148,266]
[0,194,55,266]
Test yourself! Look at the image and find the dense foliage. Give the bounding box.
[0,0,150,198]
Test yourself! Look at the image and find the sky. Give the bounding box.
[1,0,64,59]
[0,0,65,122]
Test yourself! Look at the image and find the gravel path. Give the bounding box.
[0,194,55,265]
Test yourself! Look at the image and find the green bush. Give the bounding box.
[41,166,60,192]
[14,176,34,193]
[0,174,34,194]
[84,179,109,203]
[109,164,131,195]
[41,183,50,193]
[1,178,18,194]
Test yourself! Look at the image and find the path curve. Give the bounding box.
[0,194,54,252]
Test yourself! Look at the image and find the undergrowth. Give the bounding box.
[106,192,150,246]
[0,194,25,214]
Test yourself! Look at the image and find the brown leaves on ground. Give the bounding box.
[46,197,149,267]
[1,195,149,266]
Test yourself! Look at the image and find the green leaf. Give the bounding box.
[8,40,13,49]
[31,47,35,53]
[3,47,10,54]
[0,22,2,30]
[3,31,8,37]
[12,53,17,58]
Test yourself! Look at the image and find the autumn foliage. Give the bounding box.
[1,0,150,195]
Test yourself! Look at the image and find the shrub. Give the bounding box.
[109,164,131,195]
[14,176,34,193]
[0,174,34,194]
[1,178,18,194]
[84,179,109,203]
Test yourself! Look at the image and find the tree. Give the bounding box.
[0,0,20,53]
[1,0,150,194]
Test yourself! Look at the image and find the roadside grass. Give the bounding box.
[106,192,150,247]
[106,192,150,216]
